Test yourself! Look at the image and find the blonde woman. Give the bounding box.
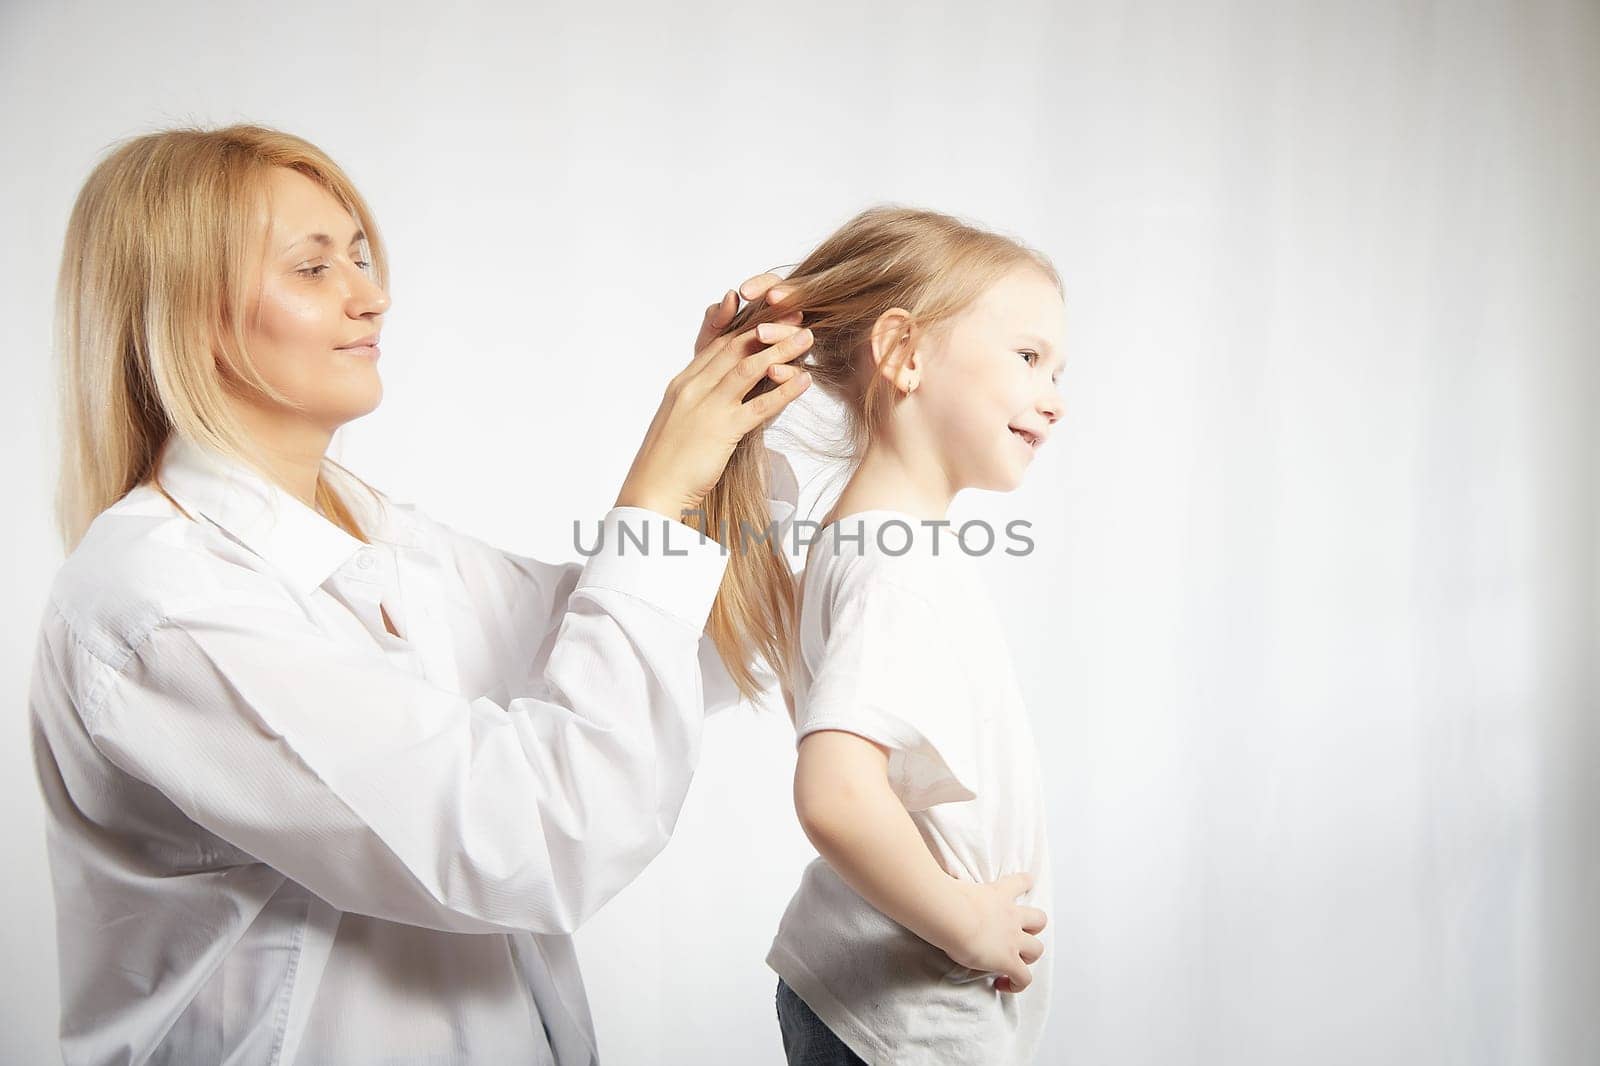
[28,124,813,1065]
[699,208,1063,1064]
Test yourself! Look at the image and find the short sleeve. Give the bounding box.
[794,556,981,810]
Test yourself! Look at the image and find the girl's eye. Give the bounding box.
[1018,349,1040,366]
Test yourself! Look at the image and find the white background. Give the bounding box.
[2,2,1595,1063]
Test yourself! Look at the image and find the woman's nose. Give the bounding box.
[349,268,391,317]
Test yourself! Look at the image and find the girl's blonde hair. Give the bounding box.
[697,205,1060,701]
[53,123,389,551]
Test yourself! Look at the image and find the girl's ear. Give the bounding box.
[868,308,921,395]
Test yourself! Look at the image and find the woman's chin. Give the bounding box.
[319,384,383,427]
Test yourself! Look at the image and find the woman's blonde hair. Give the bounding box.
[697,205,1060,701]
[53,123,390,551]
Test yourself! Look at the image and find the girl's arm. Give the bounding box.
[794,728,1048,991]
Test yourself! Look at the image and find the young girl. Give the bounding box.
[697,207,1064,1064]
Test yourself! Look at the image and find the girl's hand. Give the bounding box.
[614,274,813,520]
[947,872,1049,993]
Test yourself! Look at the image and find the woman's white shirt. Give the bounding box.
[28,434,785,1066]
[766,511,1053,1066]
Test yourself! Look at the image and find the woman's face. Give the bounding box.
[232,166,390,435]
[912,265,1066,493]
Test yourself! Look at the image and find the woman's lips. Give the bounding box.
[338,344,381,360]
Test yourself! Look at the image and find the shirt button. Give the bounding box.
[357,550,376,570]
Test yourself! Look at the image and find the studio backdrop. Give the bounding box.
[1,2,1594,1063]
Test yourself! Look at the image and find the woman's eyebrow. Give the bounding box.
[281,229,366,256]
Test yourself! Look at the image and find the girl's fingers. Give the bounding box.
[1019,935,1045,965]
[996,872,1035,900]
[1003,961,1032,993]
[1020,907,1048,934]
[767,363,801,383]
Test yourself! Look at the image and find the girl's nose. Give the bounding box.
[1039,386,1063,424]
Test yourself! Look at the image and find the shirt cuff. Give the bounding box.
[575,506,730,631]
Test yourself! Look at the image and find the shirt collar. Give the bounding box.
[157,434,372,594]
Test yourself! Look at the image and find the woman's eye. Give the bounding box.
[298,260,371,278]
[1018,349,1040,365]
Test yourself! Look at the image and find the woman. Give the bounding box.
[28,123,812,1065]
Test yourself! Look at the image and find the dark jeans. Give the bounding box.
[775,978,868,1066]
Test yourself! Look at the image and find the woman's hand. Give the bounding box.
[614,273,814,520]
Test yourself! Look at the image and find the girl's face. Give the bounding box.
[232,166,391,435]
[913,266,1066,492]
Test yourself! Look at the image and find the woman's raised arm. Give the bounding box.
[52,505,726,938]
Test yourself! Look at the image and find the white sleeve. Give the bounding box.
[794,557,982,811]
[403,506,587,703]
[83,506,727,937]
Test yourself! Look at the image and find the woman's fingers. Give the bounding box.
[692,289,740,356]
[683,320,768,390]
[689,323,776,387]
[738,271,788,303]
[735,361,812,431]
[1020,906,1048,934]
[756,322,805,345]
[1019,934,1045,965]
[688,275,805,374]
[695,322,807,396]
[717,327,813,401]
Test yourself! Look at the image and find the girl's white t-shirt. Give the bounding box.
[766,510,1053,1066]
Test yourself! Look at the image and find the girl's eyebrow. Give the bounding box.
[281,229,366,257]
[1018,332,1065,369]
